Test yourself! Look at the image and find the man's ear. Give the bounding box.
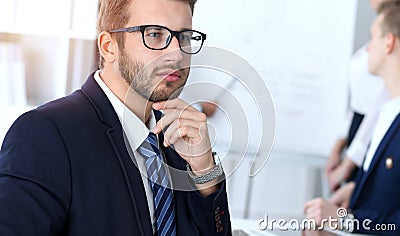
[98,32,117,63]
[385,32,396,54]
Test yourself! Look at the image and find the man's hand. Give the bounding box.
[152,99,218,196]
[302,229,336,236]
[304,198,340,227]
[325,138,347,191]
[152,99,213,170]
[329,181,355,209]
[201,102,217,117]
[327,158,356,192]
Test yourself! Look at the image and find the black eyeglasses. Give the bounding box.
[109,24,207,54]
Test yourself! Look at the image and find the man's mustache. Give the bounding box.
[151,64,189,77]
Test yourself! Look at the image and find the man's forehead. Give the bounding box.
[127,0,192,28]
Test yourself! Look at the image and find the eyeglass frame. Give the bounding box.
[108,24,207,54]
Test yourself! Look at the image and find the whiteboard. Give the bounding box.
[188,0,358,156]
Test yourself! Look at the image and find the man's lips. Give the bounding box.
[157,70,183,82]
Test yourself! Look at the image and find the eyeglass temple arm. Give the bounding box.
[109,26,141,33]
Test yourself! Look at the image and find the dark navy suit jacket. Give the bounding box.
[349,112,400,235]
[0,73,231,235]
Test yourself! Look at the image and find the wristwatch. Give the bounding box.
[186,152,224,184]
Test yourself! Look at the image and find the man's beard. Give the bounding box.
[118,50,189,102]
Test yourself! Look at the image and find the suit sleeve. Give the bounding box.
[0,110,71,235]
[188,178,232,235]
[353,209,399,235]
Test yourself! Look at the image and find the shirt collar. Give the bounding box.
[94,70,156,150]
[380,96,400,119]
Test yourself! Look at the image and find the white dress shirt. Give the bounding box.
[338,44,386,139]
[345,89,390,166]
[363,96,400,171]
[94,71,157,233]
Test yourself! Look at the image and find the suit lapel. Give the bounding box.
[351,113,400,206]
[82,73,153,235]
[366,113,400,175]
[107,125,153,235]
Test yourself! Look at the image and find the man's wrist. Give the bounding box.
[187,152,223,185]
[187,151,215,173]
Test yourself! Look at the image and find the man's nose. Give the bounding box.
[162,35,184,63]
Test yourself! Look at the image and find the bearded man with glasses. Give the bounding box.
[0,0,232,235]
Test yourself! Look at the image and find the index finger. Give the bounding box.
[153,98,197,112]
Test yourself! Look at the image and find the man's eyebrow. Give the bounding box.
[180,27,193,31]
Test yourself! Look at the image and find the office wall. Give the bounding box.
[188,0,377,220]
[192,0,358,157]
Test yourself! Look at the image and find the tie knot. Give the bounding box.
[138,132,160,158]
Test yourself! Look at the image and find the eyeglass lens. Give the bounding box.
[143,26,203,54]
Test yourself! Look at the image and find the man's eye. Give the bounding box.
[147,32,161,37]
[180,35,190,41]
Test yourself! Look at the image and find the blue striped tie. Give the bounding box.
[138,132,177,236]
